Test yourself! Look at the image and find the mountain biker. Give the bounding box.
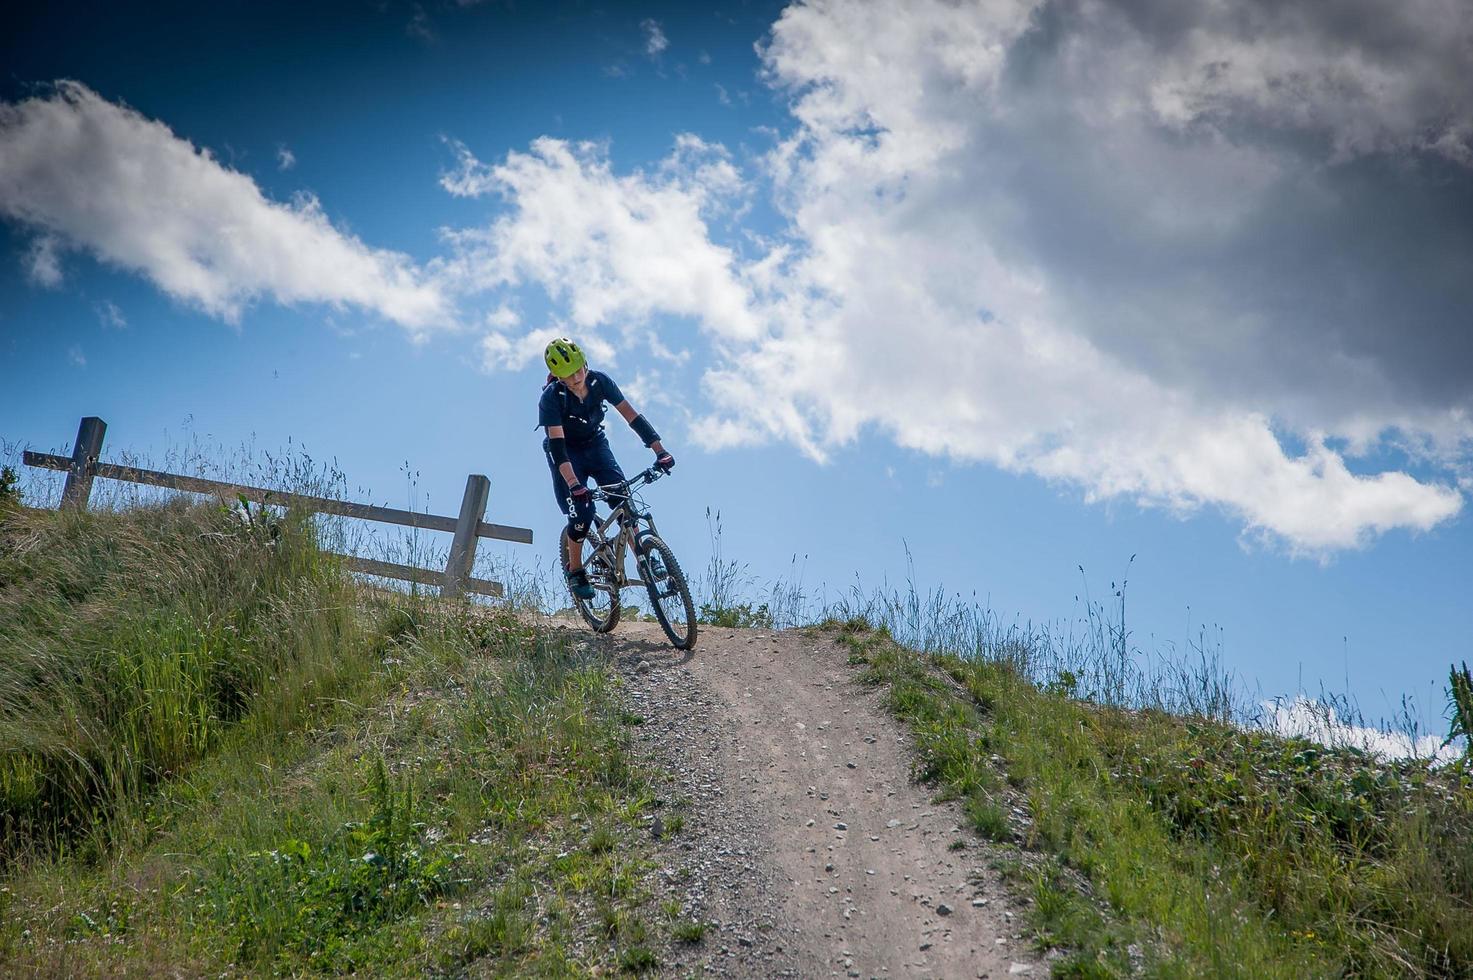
[540,337,675,600]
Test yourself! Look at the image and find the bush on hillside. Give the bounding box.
[0,467,20,516]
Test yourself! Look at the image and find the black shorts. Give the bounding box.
[544,433,627,521]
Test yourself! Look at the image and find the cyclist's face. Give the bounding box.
[564,366,588,387]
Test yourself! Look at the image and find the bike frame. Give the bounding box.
[581,468,666,591]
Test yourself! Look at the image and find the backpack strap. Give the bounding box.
[534,378,568,431]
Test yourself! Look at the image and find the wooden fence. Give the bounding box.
[21,417,532,599]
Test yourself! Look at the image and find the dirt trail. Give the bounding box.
[576,619,1043,979]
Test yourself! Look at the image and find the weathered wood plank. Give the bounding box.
[60,417,106,512]
[24,452,532,544]
[23,451,71,470]
[444,475,491,598]
[331,553,503,598]
[477,520,534,545]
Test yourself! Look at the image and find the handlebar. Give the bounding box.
[590,464,669,503]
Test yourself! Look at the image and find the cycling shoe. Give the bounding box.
[566,568,596,600]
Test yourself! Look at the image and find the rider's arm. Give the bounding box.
[545,425,579,486]
[614,400,665,454]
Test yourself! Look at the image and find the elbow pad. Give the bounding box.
[547,436,570,468]
[630,414,660,447]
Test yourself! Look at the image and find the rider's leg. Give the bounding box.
[564,526,584,572]
[549,441,594,573]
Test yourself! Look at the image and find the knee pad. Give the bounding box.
[566,517,590,542]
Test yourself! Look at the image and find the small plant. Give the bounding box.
[588,824,617,855]
[0,465,22,513]
[1445,661,1473,765]
[211,757,457,969]
[696,507,776,627]
[673,919,707,943]
[618,944,658,973]
[697,599,774,629]
[966,797,1010,840]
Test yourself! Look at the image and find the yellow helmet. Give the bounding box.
[544,337,587,378]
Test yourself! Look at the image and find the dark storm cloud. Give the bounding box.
[974,0,1473,448]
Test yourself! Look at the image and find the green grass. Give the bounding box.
[0,498,358,861]
[0,499,678,975]
[672,919,707,943]
[828,618,1473,978]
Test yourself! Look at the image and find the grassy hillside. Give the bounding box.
[0,498,688,975]
[2,480,1469,976]
[830,618,1473,977]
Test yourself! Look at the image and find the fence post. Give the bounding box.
[443,474,490,598]
[60,416,107,512]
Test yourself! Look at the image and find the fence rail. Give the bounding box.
[20,417,532,599]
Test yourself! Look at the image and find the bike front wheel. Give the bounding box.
[560,535,621,633]
[638,535,697,650]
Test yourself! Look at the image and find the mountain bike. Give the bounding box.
[558,465,697,650]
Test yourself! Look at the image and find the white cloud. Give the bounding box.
[25,234,63,286]
[720,0,1465,552]
[642,18,669,57]
[0,82,452,332]
[95,300,126,329]
[485,303,520,330]
[479,325,554,372]
[441,0,1472,553]
[1263,696,1463,765]
[276,144,296,170]
[439,136,760,344]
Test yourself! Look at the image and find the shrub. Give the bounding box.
[697,600,774,629]
[0,466,20,514]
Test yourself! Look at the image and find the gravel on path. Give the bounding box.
[577,620,1043,979]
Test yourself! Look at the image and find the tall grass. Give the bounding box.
[0,494,670,974]
[0,497,358,861]
[835,619,1473,975]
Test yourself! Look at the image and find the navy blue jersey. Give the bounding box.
[538,370,626,447]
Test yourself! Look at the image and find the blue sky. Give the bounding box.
[3,0,1471,736]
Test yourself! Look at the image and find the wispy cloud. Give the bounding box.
[25,234,63,287]
[67,344,86,368]
[641,18,668,57]
[407,4,435,43]
[94,300,126,329]
[276,144,296,171]
[0,82,453,333]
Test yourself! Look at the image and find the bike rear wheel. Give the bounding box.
[638,535,697,650]
[560,534,621,633]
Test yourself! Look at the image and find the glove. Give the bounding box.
[654,452,675,473]
[569,481,590,502]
